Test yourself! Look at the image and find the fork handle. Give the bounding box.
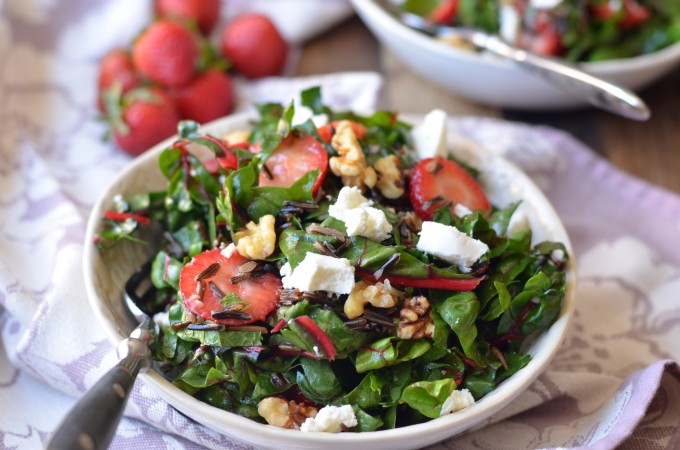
[46,338,150,450]
[475,34,650,120]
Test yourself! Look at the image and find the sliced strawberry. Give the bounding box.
[528,28,563,56]
[427,0,458,24]
[589,2,615,20]
[590,0,650,29]
[528,12,563,56]
[156,0,220,35]
[259,134,328,194]
[179,248,282,326]
[409,156,491,220]
[317,120,367,144]
[221,13,288,79]
[132,20,199,88]
[618,0,650,28]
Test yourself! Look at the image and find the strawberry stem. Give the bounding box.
[271,318,287,333]
[103,210,151,224]
[357,269,483,291]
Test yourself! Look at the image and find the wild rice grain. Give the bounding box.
[195,261,221,282]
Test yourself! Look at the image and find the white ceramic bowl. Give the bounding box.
[351,0,680,110]
[84,112,576,449]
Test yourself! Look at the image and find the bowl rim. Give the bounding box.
[84,112,577,447]
[350,0,680,75]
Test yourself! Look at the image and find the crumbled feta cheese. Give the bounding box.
[281,253,355,294]
[507,209,530,236]
[328,186,372,220]
[329,186,392,242]
[551,248,565,263]
[453,203,473,218]
[221,243,237,258]
[279,262,293,289]
[416,221,489,272]
[300,405,357,433]
[343,206,392,242]
[530,0,563,9]
[152,311,170,329]
[440,389,475,416]
[292,99,328,127]
[499,4,521,44]
[412,109,448,160]
[280,262,292,277]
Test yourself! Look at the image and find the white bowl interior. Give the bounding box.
[350,0,680,110]
[84,112,576,449]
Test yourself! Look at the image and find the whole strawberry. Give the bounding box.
[133,20,199,88]
[109,87,180,156]
[175,69,234,123]
[97,49,139,112]
[221,13,288,79]
[156,0,220,35]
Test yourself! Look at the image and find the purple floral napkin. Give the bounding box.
[1,1,680,449]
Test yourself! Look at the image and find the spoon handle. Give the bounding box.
[394,6,651,120]
[474,34,650,120]
[46,337,151,450]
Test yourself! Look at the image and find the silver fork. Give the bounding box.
[47,262,157,450]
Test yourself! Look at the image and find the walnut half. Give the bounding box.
[257,397,318,429]
[344,279,402,319]
[235,214,276,260]
[397,296,435,340]
[374,155,405,199]
[329,120,377,189]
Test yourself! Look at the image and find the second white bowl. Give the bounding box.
[351,0,680,110]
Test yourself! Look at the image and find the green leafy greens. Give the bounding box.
[96,86,569,432]
[401,0,680,62]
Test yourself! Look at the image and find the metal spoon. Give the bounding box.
[381,1,650,121]
[47,262,157,450]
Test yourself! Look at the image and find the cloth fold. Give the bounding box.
[1,1,680,449]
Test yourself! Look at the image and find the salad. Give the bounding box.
[96,87,568,433]
[401,0,680,61]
